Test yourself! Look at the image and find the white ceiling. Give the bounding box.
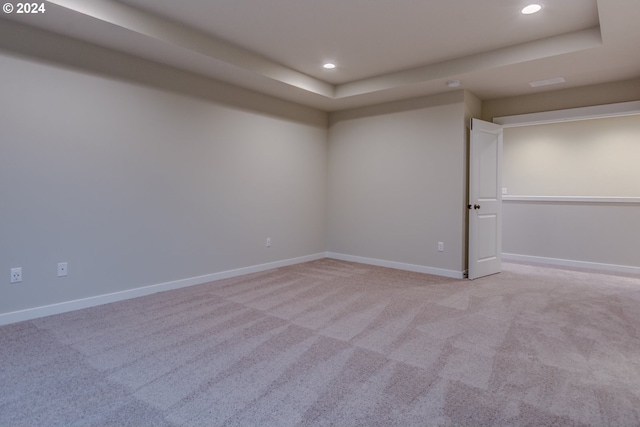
[3,0,640,111]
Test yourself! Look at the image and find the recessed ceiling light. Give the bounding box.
[323,63,336,69]
[447,80,461,88]
[521,4,542,14]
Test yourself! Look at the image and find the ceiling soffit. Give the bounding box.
[2,0,622,111]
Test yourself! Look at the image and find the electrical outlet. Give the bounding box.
[58,262,68,277]
[266,237,271,247]
[502,188,508,195]
[438,242,444,252]
[10,267,22,283]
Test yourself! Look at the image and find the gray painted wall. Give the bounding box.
[0,46,328,315]
[503,201,640,268]
[326,93,468,274]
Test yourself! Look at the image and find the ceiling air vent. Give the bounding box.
[529,77,566,88]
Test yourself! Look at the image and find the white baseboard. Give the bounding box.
[0,253,325,326]
[502,253,640,275]
[326,252,465,279]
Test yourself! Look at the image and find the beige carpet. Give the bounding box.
[1,259,640,426]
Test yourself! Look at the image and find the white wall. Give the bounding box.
[502,115,640,271]
[503,115,640,196]
[326,92,468,276]
[0,30,328,318]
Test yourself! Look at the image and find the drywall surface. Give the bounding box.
[327,92,467,273]
[503,115,640,197]
[0,48,328,315]
[482,78,640,121]
[503,201,640,268]
[501,114,640,269]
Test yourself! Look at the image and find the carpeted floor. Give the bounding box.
[1,259,640,426]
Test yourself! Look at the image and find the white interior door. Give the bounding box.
[468,118,503,280]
